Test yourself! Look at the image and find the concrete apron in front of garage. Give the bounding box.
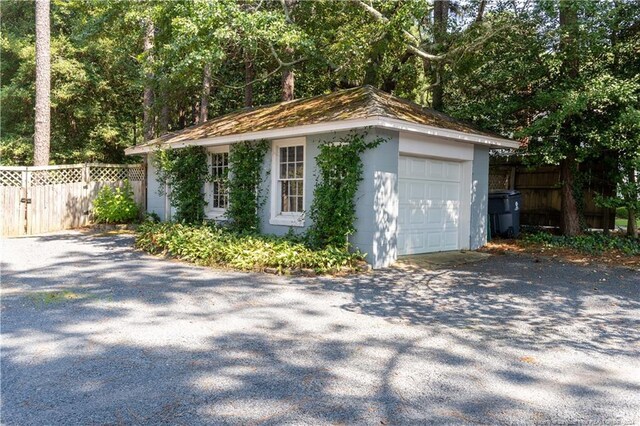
[395,250,491,270]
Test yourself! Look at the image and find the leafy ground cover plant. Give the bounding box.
[522,231,640,256]
[135,222,368,274]
[92,180,140,223]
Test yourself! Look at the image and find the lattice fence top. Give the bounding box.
[0,163,144,187]
[489,172,510,190]
[89,164,145,182]
[0,169,23,186]
[31,167,84,186]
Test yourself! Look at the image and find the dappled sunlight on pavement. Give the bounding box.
[1,232,639,424]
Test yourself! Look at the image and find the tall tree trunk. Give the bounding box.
[159,83,169,135]
[628,167,638,237]
[244,51,254,107]
[200,63,211,123]
[281,0,297,102]
[558,0,581,236]
[475,0,486,23]
[629,210,638,238]
[281,46,295,102]
[34,0,51,166]
[559,154,581,236]
[431,0,448,111]
[142,18,155,142]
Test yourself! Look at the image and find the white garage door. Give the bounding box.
[398,155,461,255]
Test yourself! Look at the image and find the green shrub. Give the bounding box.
[135,222,367,274]
[522,231,640,256]
[92,180,140,224]
[616,207,628,219]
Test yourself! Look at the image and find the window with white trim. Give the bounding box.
[271,138,305,226]
[278,145,304,213]
[206,147,229,218]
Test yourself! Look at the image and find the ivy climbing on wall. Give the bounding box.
[226,139,270,233]
[153,146,209,224]
[307,131,387,249]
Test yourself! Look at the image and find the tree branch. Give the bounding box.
[269,43,305,67]
[352,0,446,61]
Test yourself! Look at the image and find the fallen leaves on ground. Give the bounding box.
[481,239,640,270]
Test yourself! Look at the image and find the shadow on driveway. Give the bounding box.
[1,232,639,425]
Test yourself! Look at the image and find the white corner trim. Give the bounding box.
[125,116,519,155]
[458,160,473,250]
[269,137,307,228]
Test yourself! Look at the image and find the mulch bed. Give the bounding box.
[481,238,640,270]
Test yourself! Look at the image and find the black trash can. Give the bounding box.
[488,190,521,238]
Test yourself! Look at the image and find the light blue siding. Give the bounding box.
[144,129,488,268]
[348,129,399,268]
[469,145,490,249]
[259,129,400,268]
[146,153,167,220]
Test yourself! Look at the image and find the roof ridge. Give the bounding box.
[362,85,392,117]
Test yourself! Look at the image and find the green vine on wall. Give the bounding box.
[307,131,387,249]
[153,146,209,224]
[226,140,270,233]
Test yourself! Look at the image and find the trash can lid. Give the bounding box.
[489,190,520,197]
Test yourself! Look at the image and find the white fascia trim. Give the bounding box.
[125,116,519,155]
[376,117,520,149]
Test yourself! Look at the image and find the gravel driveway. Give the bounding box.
[2,232,639,425]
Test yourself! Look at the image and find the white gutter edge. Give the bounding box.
[125,116,519,155]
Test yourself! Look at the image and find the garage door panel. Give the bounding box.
[444,232,458,249]
[410,158,427,178]
[427,207,443,225]
[409,182,426,200]
[398,155,462,255]
[410,208,426,225]
[426,233,442,250]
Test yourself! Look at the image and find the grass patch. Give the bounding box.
[615,218,640,228]
[29,290,87,306]
[135,222,369,274]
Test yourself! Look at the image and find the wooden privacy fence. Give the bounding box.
[1,163,145,237]
[489,158,615,230]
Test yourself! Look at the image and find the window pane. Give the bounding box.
[280,163,287,179]
[287,146,296,162]
[289,197,296,212]
[280,147,287,161]
[296,146,303,162]
[295,163,303,178]
[281,182,289,212]
[297,196,303,212]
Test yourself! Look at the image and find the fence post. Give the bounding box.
[83,163,91,223]
[21,168,30,235]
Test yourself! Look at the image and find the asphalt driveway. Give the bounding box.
[1,232,639,425]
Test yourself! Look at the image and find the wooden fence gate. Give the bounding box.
[0,163,145,237]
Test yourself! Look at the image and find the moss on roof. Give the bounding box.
[138,85,499,149]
